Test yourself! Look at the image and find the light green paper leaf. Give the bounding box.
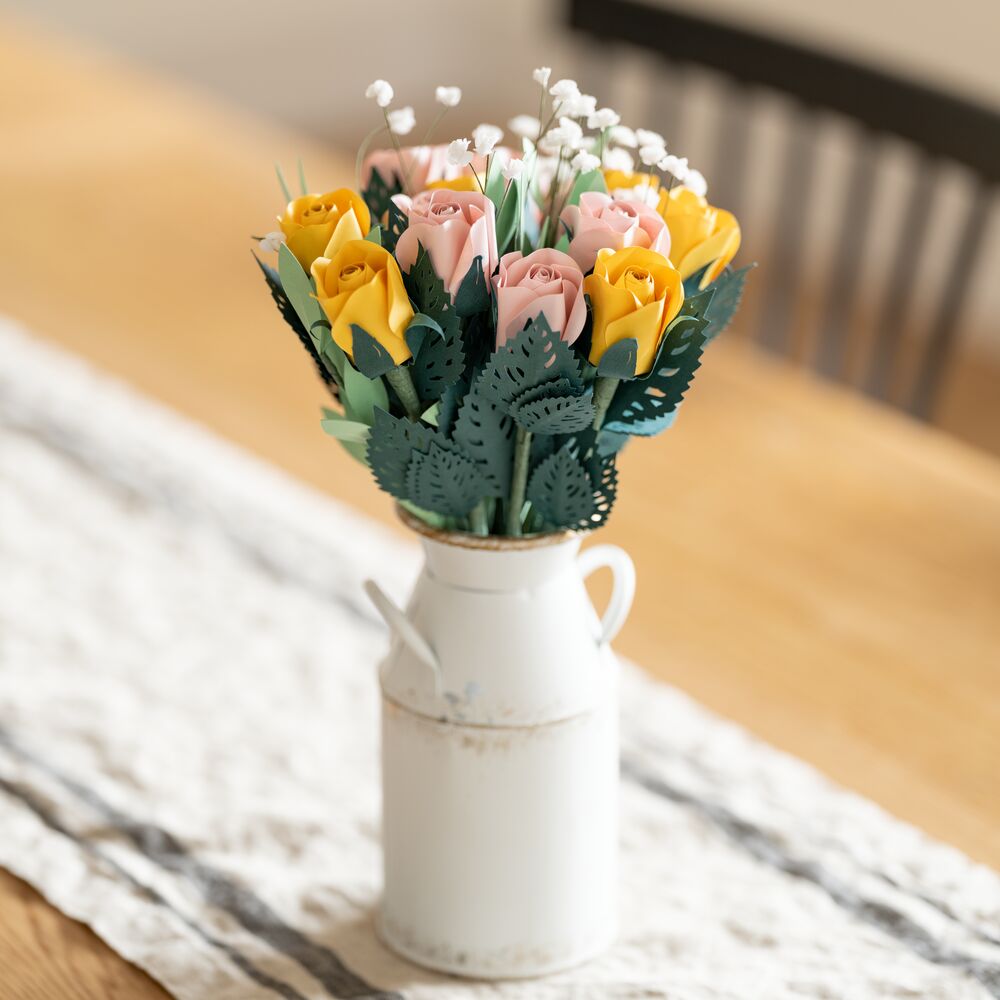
[365,225,383,246]
[320,411,371,444]
[565,169,607,208]
[277,244,329,354]
[496,178,521,256]
[341,363,389,426]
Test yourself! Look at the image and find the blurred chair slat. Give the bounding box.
[813,134,878,381]
[864,163,938,402]
[567,0,1000,419]
[910,183,995,418]
[755,110,818,355]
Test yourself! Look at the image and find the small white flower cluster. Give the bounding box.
[364,78,464,137]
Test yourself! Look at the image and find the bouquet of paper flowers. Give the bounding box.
[255,70,750,536]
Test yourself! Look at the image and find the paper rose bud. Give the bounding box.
[311,240,414,366]
[492,249,587,348]
[657,187,741,288]
[435,85,462,107]
[508,114,541,140]
[472,123,504,156]
[588,107,621,130]
[560,191,671,272]
[277,188,371,271]
[584,246,684,376]
[392,189,499,299]
[365,79,393,108]
[446,138,474,168]
[502,157,525,182]
[533,66,552,87]
[387,106,416,136]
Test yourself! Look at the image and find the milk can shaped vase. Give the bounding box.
[365,507,635,979]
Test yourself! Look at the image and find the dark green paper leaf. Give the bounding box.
[527,444,595,528]
[384,199,408,256]
[453,379,516,496]
[703,264,754,342]
[495,178,521,255]
[479,314,583,409]
[597,338,639,379]
[361,168,403,221]
[404,312,444,357]
[453,256,491,318]
[406,441,488,516]
[366,407,437,498]
[511,387,595,434]
[350,325,397,379]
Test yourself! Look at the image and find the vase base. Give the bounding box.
[376,909,615,980]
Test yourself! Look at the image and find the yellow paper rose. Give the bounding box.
[603,170,659,195]
[585,246,684,376]
[425,176,480,192]
[657,187,740,288]
[278,189,371,271]
[311,240,414,366]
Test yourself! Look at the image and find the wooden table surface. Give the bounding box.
[1,15,998,1000]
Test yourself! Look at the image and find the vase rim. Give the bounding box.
[396,504,579,551]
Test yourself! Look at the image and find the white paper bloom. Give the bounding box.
[639,143,668,167]
[508,114,541,140]
[608,125,638,148]
[387,106,416,135]
[587,107,621,130]
[501,157,525,182]
[557,92,597,119]
[541,116,585,153]
[533,67,552,87]
[435,86,462,108]
[365,79,394,108]
[446,138,474,167]
[658,154,689,180]
[603,147,635,173]
[259,231,286,253]
[635,128,665,148]
[570,151,601,173]
[684,167,708,197]
[472,123,504,156]
[549,78,580,101]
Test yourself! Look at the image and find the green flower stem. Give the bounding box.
[385,366,422,422]
[354,124,387,192]
[592,375,621,430]
[469,500,489,536]
[506,425,533,536]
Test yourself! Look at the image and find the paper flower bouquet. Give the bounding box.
[255,70,750,537]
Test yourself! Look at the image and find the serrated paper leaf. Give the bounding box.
[453,256,490,317]
[602,314,707,436]
[404,313,444,358]
[512,387,595,434]
[679,286,716,321]
[255,254,339,398]
[583,452,618,530]
[453,380,516,496]
[597,338,639,379]
[350,325,397,379]
[479,314,583,410]
[361,169,403,221]
[527,444,596,528]
[366,407,437,499]
[384,199,408,256]
[406,441,488,516]
[703,264,754,342]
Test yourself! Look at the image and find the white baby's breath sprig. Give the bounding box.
[557,92,597,119]
[658,154,689,182]
[365,79,394,108]
[508,114,541,140]
[548,79,580,102]
[588,107,621,130]
[608,125,638,148]
[684,167,708,197]
[570,150,601,174]
[435,86,462,108]
[639,143,668,167]
[258,231,285,254]
[473,123,504,157]
[533,67,552,87]
[387,106,416,136]
[603,147,635,173]
[446,138,474,168]
[635,128,665,148]
[502,157,525,182]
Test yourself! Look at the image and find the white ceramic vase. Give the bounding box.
[365,508,635,979]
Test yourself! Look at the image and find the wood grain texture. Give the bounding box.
[0,15,997,1000]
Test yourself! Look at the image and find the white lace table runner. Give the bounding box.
[0,319,997,1000]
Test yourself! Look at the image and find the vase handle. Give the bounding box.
[363,580,442,695]
[577,544,636,647]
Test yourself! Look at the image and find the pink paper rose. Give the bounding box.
[393,189,498,299]
[560,191,671,272]
[362,145,460,194]
[491,249,586,348]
